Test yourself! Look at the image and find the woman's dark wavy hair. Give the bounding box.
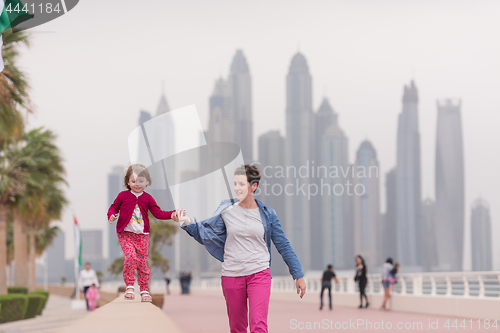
[234,164,261,192]
[356,255,367,273]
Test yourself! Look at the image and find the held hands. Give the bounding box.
[296,277,306,298]
[109,214,118,224]
[173,207,191,225]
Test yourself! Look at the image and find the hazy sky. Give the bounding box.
[19,0,500,269]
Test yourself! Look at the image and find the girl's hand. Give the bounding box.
[109,214,118,223]
[171,211,179,222]
[296,277,306,298]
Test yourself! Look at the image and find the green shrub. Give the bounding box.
[32,290,49,315]
[0,294,29,323]
[24,294,45,319]
[7,286,29,295]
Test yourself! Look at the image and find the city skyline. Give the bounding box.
[20,0,500,271]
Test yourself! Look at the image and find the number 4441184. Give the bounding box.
[6,2,62,14]
[444,319,498,330]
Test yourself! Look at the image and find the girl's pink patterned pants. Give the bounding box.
[118,231,150,291]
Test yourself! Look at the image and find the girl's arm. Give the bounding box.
[149,197,175,220]
[107,193,122,220]
[269,209,304,280]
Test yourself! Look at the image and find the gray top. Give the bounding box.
[382,262,393,280]
[221,203,270,277]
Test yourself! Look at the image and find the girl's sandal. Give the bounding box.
[124,286,135,300]
[140,291,153,303]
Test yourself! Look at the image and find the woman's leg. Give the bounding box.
[381,287,390,309]
[135,234,150,292]
[222,275,248,333]
[359,280,367,306]
[118,233,137,290]
[247,269,271,333]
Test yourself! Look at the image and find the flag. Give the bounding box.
[0,0,33,72]
[74,216,82,268]
[0,0,33,31]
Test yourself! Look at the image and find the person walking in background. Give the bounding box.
[180,272,188,294]
[164,276,171,295]
[78,262,99,311]
[354,255,369,308]
[186,272,192,294]
[320,264,339,310]
[174,164,306,333]
[108,164,178,302]
[380,257,394,310]
[387,262,400,293]
[85,283,100,311]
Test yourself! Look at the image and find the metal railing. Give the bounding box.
[189,271,500,299]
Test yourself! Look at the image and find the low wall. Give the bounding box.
[56,292,183,333]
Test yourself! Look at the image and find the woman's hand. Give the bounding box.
[296,277,306,298]
[176,208,191,225]
[109,214,118,223]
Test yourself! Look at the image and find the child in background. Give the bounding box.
[387,262,400,292]
[108,164,177,302]
[85,284,100,311]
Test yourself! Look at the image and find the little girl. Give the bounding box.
[108,164,176,302]
[387,262,400,292]
[86,284,100,311]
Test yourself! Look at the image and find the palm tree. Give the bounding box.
[0,29,31,294]
[0,147,24,293]
[13,128,66,289]
[28,184,66,290]
[0,29,32,145]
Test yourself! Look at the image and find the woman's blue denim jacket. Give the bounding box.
[181,198,304,280]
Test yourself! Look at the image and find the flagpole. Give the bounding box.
[71,214,85,309]
[74,216,80,301]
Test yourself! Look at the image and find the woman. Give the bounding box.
[174,164,307,333]
[354,255,368,308]
[380,257,394,310]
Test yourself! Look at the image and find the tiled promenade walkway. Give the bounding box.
[163,290,494,332]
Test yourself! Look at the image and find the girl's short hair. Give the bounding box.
[234,164,261,191]
[124,164,152,190]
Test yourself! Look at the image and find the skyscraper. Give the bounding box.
[311,98,338,270]
[420,198,438,271]
[258,130,287,275]
[108,166,124,267]
[318,99,350,269]
[229,49,253,162]
[285,52,313,271]
[45,231,66,283]
[352,140,381,267]
[470,198,492,271]
[396,80,422,267]
[81,230,104,272]
[382,168,398,261]
[435,99,465,271]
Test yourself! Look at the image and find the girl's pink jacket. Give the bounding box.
[107,190,174,233]
[86,287,100,301]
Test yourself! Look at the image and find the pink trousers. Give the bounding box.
[221,268,271,333]
[117,232,150,291]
